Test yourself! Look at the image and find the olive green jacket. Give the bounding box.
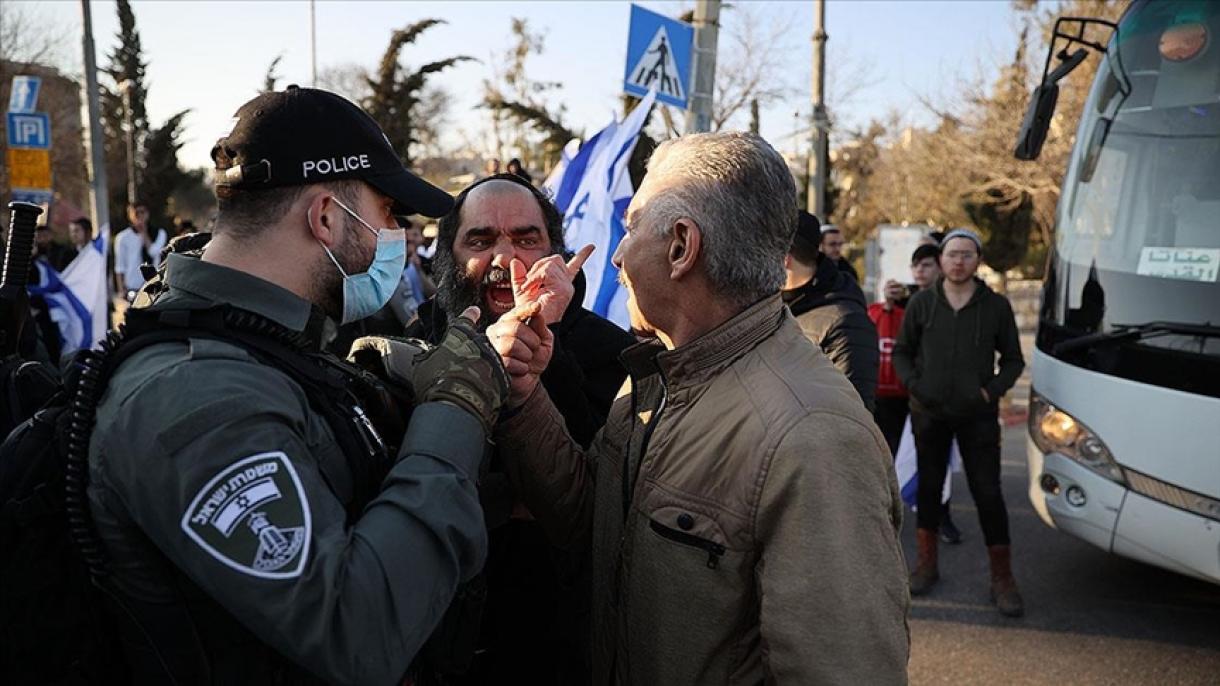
[496,295,910,685]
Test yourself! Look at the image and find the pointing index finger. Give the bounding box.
[510,257,529,305]
[566,244,596,279]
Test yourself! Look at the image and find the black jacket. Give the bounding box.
[835,256,859,282]
[892,277,1024,419]
[783,255,879,411]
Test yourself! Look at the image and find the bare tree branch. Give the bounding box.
[481,17,575,172]
[317,63,373,102]
[711,5,793,131]
[0,3,69,71]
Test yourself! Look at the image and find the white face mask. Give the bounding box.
[314,199,405,324]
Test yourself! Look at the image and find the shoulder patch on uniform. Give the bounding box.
[181,451,312,579]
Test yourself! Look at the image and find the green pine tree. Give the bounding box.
[364,20,473,167]
[140,110,193,231]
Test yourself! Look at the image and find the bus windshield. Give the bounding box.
[1045,0,1220,370]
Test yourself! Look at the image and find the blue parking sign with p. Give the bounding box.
[7,112,51,149]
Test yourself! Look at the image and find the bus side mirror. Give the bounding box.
[1014,48,1088,161]
[1014,84,1060,160]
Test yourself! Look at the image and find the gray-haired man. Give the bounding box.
[485,132,910,684]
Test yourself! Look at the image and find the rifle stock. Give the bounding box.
[1,202,45,356]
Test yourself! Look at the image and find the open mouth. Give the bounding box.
[482,268,515,315]
[484,285,515,314]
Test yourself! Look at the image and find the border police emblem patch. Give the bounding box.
[181,451,312,579]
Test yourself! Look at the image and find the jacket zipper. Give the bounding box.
[623,381,668,522]
[649,519,727,569]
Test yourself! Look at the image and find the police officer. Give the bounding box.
[86,86,507,684]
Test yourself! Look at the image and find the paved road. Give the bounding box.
[902,423,1220,685]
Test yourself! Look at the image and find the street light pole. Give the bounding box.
[310,0,318,87]
[683,0,722,134]
[79,0,110,236]
[806,0,829,217]
[120,80,137,209]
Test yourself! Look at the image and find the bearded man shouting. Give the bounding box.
[405,173,634,684]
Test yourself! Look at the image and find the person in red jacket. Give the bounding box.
[869,244,941,453]
[870,243,961,544]
[868,278,910,456]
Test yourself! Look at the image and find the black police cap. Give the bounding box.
[211,85,454,218]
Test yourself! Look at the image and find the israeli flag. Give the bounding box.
[893,416,964,509]
[545,90,657,329]
[29,228,109,355]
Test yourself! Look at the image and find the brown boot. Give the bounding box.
[909,528,940,595]
[988,544,1025,617]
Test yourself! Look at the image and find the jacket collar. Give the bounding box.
[621,294,787,388]
[783,255,867,316]
[161,253,333,347]
[932,275,991,309]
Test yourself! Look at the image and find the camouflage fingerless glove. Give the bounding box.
[349,323,509,435]
[409,318,510,435]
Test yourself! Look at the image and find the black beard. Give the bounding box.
[436,259,511,330]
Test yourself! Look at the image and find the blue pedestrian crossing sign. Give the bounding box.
[623,5,693,109]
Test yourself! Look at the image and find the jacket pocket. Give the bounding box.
[649,519,727,569]
[944,371,988,416]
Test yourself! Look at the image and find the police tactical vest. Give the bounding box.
[0,289,412,684]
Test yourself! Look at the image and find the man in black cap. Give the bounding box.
[782,210,879,411]
[86,86,509,684]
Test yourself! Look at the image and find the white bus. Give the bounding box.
[1015,0,1220,584]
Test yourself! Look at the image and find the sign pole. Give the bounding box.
[683,0,721,134]
[806,0,829,216]
[79,0,110,236]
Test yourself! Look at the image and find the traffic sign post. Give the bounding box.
[622,5,694,109]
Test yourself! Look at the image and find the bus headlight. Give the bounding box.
[1030,390,1125,484]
